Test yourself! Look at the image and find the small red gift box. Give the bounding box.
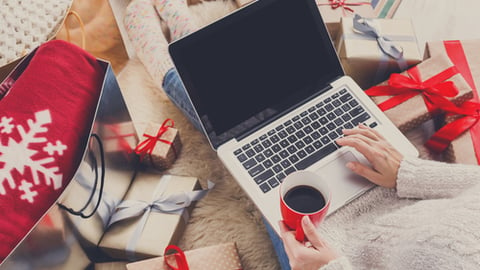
[126,242,243,270]
[135,119,182,170]
[365,53,473,133]
[424,40,480,164]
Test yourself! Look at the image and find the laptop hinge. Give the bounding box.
[236,83,334,141]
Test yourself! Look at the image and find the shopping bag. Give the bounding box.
[0,39,138,265]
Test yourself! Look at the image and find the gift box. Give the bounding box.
[102,122,138,158]
[317,0,375,41]
[135,119,182,170]
[365,53,473,133]
[126,242,242,270]
[99,174,210,261]
[336,15,422,89]
[424,40,480,164]
[94,261,129,270]
[58,161,135,261]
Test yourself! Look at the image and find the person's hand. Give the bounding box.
[335,124,403,188]
[279,216,339,270]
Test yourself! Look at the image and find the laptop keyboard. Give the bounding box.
[233,88,377,193]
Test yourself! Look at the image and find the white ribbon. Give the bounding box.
[340,14,412,84]
[106,175,215,261]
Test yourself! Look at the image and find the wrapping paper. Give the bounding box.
[126,242,242,270]
[99,174,201,261]
[317,0,375,41]
[424,40,480,164]
[58,162,134,261]
[102,122,138,156]
[336,15,421,89]
[136,120,182,170]
[366,53,473,133]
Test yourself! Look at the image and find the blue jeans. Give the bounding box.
[162,68,291,270]
[162,68,203,131]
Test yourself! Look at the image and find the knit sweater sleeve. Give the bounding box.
[319,256,353,270]
[396,157,480,199]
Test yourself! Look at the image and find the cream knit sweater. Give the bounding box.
[319,157,480,270]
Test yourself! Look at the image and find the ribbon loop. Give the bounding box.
[426,101,480,153]
[318,0,370,14]
[164,245,190,270]
[353,14,404,60]
[365,65,460,112]
[134,118,176,160]
[106,175,215,261]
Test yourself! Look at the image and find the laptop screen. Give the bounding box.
[169,0,344,149]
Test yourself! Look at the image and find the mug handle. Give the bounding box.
[295,219,305,242]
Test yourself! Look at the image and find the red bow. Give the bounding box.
[365,66,460,113]
[426,100,480,153]
[164,245,189,270]
[317,0,371,13]
[134,119,176,161]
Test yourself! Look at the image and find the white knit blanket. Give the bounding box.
[0,0,72,66]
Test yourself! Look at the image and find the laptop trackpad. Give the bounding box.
[314,151,372,214]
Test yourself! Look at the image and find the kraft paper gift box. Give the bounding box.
[336,15,422,90]
[126,242,243,270]
[98,174,206,261]
[135,120,182,170]
[102,122,138,160]
[94,261,129,270]
[317,0,375,41]
[365,53,473,133]
[423,40,480,165]
[58,162,135,261]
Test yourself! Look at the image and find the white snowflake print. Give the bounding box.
[0,110,67,203]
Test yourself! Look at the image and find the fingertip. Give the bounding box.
[346,162,355,170]
[302,215,312,226]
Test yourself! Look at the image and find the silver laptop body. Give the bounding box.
[169,0,418,234]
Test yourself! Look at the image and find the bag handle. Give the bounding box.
[64,10,86,50]
[57,134,105,219]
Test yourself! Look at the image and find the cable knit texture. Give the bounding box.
[0,0,72,66]
[320,157,480,270]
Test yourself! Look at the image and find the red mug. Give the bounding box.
[279,170,331,242]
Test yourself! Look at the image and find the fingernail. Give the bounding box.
[346,162,355,170]
[302,216,311,225]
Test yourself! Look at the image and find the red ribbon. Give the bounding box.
[164,245,189,270]
[104,124,136,154]
[426,101,480,153]
[317,0,370,14]
[425,41,480,163]
[365,65,460,113]
[134,119,176,162]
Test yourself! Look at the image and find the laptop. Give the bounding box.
[168,0,419,234]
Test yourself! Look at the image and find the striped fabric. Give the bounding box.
[371,0,402,18]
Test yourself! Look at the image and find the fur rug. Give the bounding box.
[116,1,281,269]
[115,1,439,269]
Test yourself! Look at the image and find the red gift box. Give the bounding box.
[365,54,473,133]
[424,40,480,164]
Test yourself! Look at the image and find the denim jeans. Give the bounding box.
[162,68,291,270]
[162,68,203,131]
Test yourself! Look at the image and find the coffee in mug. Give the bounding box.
[280,170,331,242]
